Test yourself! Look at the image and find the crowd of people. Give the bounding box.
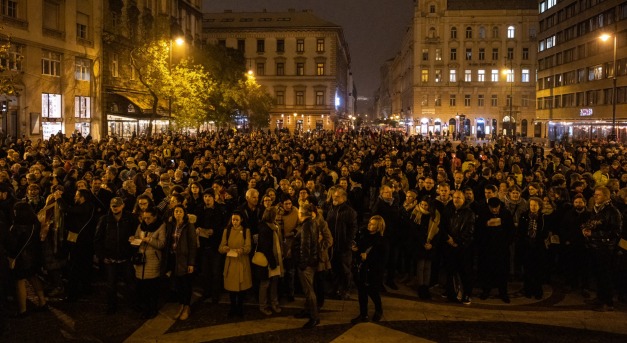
[1,128,626,330]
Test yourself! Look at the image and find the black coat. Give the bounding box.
[94,211,139,260]
[325,202,358,252]
[354,231,386,288]
[442,204,475,249]
[293,217,319,270]
[6,221,41,279]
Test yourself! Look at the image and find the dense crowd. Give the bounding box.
[1,129,626,329]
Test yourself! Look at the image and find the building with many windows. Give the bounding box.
[1,0,103,139]
[536,0,627,142]
[381,0,538,138]
[202,9,353,133]
[102,0,202,138]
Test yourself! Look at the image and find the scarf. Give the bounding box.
[172,222,184,250]
[527,212,538,239]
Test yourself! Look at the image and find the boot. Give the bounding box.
[179,305,190,320]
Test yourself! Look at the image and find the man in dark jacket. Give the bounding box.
[582,186,622,311]
[442,191,475,304]
[371,183,401,290]
[94,197,139,314]
[196,190,226,303]
[560,193,592,295]
[293,204,320,329]
[325,188,357,300]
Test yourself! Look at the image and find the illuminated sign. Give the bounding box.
[580,108,593,116]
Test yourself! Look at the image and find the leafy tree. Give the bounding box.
[0,32,21,97]
[239,73,273,130]
[170,59,213,129]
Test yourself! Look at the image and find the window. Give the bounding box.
[275,91,284,105]
[0,43,23,71]
[449,70,457,82]
[522,94,529,107]
[478,70,485,82]
[522,48,529,60]
[422,69,429,82]
[42,50,61,76]
[316,63,325,76]
[430,5,436,13]
[296,62,304,76]
[75,58,90,81]
[276,39,284,52]
[435,94,442,106]
[421,94,428,106]
[256,63,265,76]
[435,69,442,83]
[422,49,429,61]
[464,94,471,106]
[465,27,472,39]
[479,48,485,61]
[316,38,325,52]
[507,48,514,60]
[492,26,499,38]
[492,48,499,60]
[42,93,62,118]
[257,39,265,53]
[506,94,512,107]
[479,27,486,39]
[450,27,457,39]
[522,69,530,82]
[507,25,515,38]
[237,39,245,52]
[478,94,485,106]
[296,39,304,52]
[435,48,442,61]
[111,53,118,77]
[491,69,499,82]
[1,0,18,17]
[276,63,284,76]
[450,48,457,60]
[295,91,304,105]
[449,94,456,106]
[316,91,325,105]
[464,70,471,82]
[491,94,498,106]
[77,12,89,39]
[506,69,514,82]
[43,0,61,30]
[465,48,472,60]
[75,96,91,118]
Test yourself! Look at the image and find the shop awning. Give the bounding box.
[111,91,168,114]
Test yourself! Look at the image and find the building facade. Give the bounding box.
[102,0,203,138]
[385,0,538,138]
[1,0,103,140]
[202,9,352,133]
[536,0,627,142]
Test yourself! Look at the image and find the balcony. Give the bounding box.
[1,15,28,29]
[43,27,65,40]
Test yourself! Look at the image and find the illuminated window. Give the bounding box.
[491,69,499,82]
[316,63,325,76]
[449,70,457,82]
[507,26,515,39]
[464,70,471,82]
[296,39,304,52]
[75,58,90,81]
[422,69,429,82]
[316,38,325,52]
[478,70,485,82]
[75,96,91,118]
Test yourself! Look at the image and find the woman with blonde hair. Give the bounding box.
[351,215,386,324]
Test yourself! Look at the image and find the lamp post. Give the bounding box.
[600,33,617,141]
[168,37,184,131]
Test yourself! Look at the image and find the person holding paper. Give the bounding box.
[219,211,252,317]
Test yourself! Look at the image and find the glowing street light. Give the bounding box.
[600,33,617,141]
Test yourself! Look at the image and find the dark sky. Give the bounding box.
[202,0,415,110]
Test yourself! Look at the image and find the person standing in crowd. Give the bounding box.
[325,188,358,300]
[256,206,283,315]
[94,197,139,314]
[278,195,299,302]
[219,211,252,318]
[582,186,622,311]
[314,203,333,310]
[371,184,400,291]
[132,206,166,319]
[561,193,592,295]
[477,197,515,303]
[517,197,549,299]
[442,191,475,304]
[64,189,97,302]
[166,205,197,320]
[6,202,47,317]
[196,190,226,304]
[412,195,441,300]
[293,203,320,329]
[350,215,386,324]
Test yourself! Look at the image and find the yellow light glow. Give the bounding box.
[599,34,612,42]
[174,37,185,46]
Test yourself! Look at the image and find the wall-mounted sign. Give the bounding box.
[580,108,593,116]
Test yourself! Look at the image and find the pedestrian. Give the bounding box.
[293,203,320,329]
[517,197,549,299]
[219,211,252,318]
[166,204,197,320]
[256,206,283,315]
[350,215,386,324]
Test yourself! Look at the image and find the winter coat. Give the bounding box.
[316,214,333,272]
[219,226,252,292]
[585,201,622,250]
[6,222,41,279]
[134,221,166,280]
[293,217,319,271]
[325,201,357,253]
[442,204,475,249]
[166,221,197,277]
[94,211,139,261]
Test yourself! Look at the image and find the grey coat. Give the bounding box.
[133,222,166,280]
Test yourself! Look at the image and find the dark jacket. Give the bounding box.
[325,201,358,252]
[6,221,41,277]
[354,230,386,288]
[94,211,139,260]
[585,201,622,250]
[166,220,197,276]
[63,199,97,246]
[442,204,475,248]
[293,217,319,270]
[197,204,226,249]
[518,211,549,250]
[257,221,278,269]
[560,208,592,247]
[371,197,400,240]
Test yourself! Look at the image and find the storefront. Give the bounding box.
[107,114,169,139]
[548,120,627,142]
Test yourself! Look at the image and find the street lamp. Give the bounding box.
[600,33,617,141]
[168,37,185,131]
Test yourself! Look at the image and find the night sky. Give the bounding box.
[202,0,416,112]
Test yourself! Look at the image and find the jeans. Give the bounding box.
[259,276,279,309]
[331,249,352,296]
[298,266,318,320]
